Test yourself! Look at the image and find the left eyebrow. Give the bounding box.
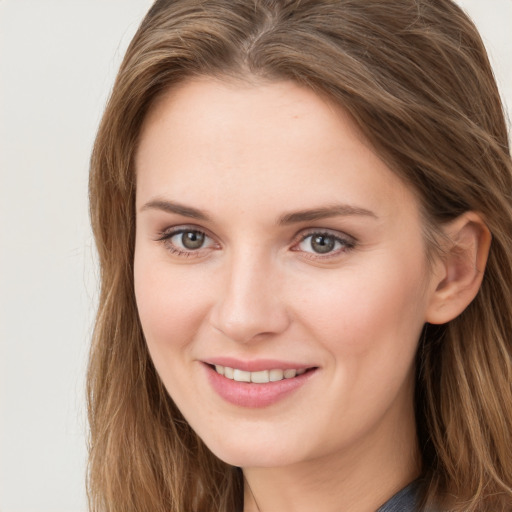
[277,204,378,225]
[139,199,211,221]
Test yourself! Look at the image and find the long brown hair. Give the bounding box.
[87,1,512,510]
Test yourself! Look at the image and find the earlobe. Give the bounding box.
[425,212,491,325]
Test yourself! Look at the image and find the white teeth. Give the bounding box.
[233,369,251,382]
[269,369,284,381]
[213,365,308,383]
[251,370,269,383]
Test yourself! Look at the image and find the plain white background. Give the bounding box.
[0,1,510,511]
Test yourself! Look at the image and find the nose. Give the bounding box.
[209,248,290,343]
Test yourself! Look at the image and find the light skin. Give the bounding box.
[134,77,490,512]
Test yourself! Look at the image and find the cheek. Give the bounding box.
[133,250,211,355]
[285,259,427,438]
[291,255,428,368]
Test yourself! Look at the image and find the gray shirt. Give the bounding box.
[377,481,420,512]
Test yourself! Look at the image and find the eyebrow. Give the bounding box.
[140,199,211,220]
[277,205,377,224]
[140,199,377,224]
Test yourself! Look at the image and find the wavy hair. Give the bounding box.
[87,1,512,510]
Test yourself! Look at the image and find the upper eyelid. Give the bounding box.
[293,227,356,243]
[156,224,212,240]
[156,227,217,256]
[155,227,216,254]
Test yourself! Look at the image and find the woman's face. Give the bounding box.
[134,78,440,469]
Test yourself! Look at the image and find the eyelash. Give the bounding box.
[155,226,357,260]
[292,230,356,260]
[156,226,217,258]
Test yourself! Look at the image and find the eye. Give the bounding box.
[294,231,355,256]
[173,230,206,250]
[157,227,217,256]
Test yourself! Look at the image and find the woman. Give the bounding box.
[87,0,512,510]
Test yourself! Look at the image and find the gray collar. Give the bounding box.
[376,481,420,512]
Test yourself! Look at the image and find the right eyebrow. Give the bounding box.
[139,199,211,221]
[277,204,378,225]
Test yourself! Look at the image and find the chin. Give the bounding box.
[211,446,299,469]
[199,428,315,469]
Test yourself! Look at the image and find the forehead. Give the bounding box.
[135,77,417,223]
[138,76,372,160]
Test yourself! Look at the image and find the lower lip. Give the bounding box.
[204,364,317,408]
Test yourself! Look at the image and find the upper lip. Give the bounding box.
[203,357,316,372]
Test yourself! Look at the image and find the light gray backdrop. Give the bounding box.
[0,1,510,511]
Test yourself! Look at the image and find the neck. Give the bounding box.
[242,395,420,512]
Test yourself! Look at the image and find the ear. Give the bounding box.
[425,212,491,325]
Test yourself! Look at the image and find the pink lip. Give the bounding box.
[204,357,314,372]
[203,362,318,408]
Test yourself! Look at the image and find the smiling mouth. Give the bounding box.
[205,362,318,407]
[211,364,314,383]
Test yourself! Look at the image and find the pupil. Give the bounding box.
[182,231,205,249]
[311,235,335,254]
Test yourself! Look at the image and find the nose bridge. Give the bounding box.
[210,243,289,343]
